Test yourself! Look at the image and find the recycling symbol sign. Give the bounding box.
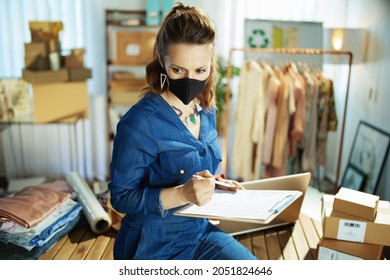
[248,29,270,48]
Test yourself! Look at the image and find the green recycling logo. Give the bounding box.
[248,29,270,48]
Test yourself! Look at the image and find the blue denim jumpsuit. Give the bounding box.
[109,94,256,260]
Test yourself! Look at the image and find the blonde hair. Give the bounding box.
[142,3,217,109]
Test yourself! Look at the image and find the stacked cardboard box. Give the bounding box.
[317,187,389,260]
[111,30,156,65]
[109,71,146,106]
[64,48,92,82]
[21,21,91,123]
[23,21,66,83]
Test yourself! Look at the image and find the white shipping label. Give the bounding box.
[126,44,140,56]
[337,219,367,242]
[318,247,362,260]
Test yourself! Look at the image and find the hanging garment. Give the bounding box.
[261,63,281,166]
[269,67,290,173]
[301,69,320,171]
[286,63,306,158]
[231,60,264,181]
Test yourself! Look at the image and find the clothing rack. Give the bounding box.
[221,48,353,193]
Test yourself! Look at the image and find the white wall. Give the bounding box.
[340,0,390,199]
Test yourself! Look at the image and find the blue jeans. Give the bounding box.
[114,216,256,260]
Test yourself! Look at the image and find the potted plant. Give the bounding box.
[215,55,240,134]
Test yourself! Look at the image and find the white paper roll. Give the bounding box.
[66,171,112,234]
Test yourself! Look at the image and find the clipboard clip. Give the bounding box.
[268,194,294,214]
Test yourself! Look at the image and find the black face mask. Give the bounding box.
[167,76,207,105]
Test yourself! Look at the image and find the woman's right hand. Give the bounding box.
[180,170,215,206]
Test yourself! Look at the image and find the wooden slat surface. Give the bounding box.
[251,232,268,260]
[278,228,298,260]
[38,226,117,260]
[38,214,322,260]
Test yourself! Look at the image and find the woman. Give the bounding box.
[109,3,256,260]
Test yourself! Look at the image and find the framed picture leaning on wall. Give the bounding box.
[341,164,367,191]
[347,121,390,194]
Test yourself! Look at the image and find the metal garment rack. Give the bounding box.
[221,47,353,192]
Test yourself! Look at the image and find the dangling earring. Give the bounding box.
[160,73,167,89]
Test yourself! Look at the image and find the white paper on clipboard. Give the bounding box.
[174,189,302,224]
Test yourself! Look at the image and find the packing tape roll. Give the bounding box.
[66,171,112,234]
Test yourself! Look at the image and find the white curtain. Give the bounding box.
[0,0,108,181]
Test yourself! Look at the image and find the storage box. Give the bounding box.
[115,31,155,65]
[24,40,61,55]
[65,54,85,68]
[29,21,63,42]
[22,68,68,84]
[146,0,160,26]
[110,89,142,106]
[32,82,89,123]
[25,55,50,71]
[68,68,92,81]
[109,79,147,90]
[24,42,50,57]
[317,237,383,260]
[322,194,390,246]
[162,0,175,18]
[334,187,379,221]
[112,71,136,80]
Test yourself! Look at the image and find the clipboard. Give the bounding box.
[174,189,302,224]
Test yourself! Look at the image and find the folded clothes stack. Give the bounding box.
[0,181,82,260]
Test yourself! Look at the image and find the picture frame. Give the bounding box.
[341,164,367,191]
[347,121,390,194]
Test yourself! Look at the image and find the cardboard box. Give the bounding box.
[68,68,92,81]
[32,82,89,123]
[22,68,68,84]
[317,237,383,260]
[29,21,63,42]
[115,31,155,65]
[112,71,136,80]
[65,54,84,68]
[110,89,142,106]
[24,40,61,56]
[334,187,379,221]
[25,55,50,71]
[109,79,146,90]
[322,194,390,246]
[24,42,49,57]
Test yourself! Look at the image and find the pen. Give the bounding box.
[192,175,235,188]
[268,195,294,213]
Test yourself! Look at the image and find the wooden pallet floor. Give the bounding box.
[38,213,322,260]
[236,214,323,260]
[38,225,116,260]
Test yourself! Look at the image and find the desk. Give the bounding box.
[38,213,322,260]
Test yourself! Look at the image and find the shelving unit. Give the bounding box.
[104,9,159,172]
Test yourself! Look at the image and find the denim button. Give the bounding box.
[180,169,185,174]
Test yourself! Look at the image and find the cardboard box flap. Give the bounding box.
[335,187,379,208]
[322,194,334,216]
[376,200,390,223]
